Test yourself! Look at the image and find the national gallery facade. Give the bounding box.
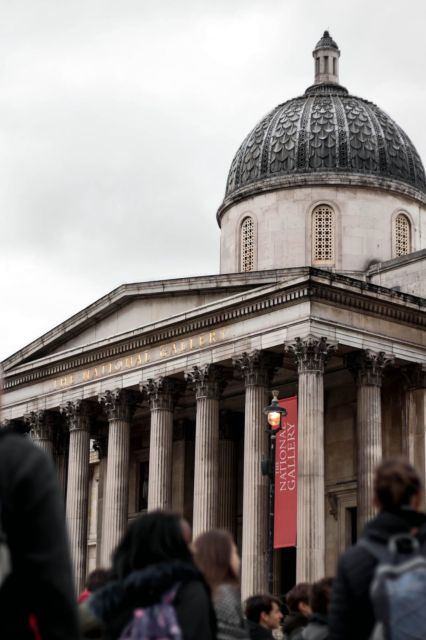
[2,32,426,599]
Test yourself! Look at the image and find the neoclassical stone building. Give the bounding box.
[2,32,426,598]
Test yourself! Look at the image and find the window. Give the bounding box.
[240,216,255,272]
[393,213,411,257]
[312,205,335,265]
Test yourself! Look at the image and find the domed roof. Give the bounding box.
[220,33,426,218]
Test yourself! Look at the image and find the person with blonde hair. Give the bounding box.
[193,528,249,640]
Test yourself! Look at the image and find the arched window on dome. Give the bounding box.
[240,216,255,272]
[393,213,411,257]
[312,205,335,266]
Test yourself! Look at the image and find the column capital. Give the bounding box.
[60,399,93,432]
[185,364,227,400]
[232,350,278,387]
[401,363,426,391]
[141,377,176,411]
[1,417,30,435]
[285,335,337,374]
[99,388,138,421]
[347,350,394,387]
[24,410,55,442]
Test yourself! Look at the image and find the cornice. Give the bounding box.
[3,270,425,391]
[217,173,426,226]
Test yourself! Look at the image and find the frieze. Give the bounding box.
[3,271,426,392]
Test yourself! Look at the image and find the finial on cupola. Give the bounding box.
[312,30,340,85]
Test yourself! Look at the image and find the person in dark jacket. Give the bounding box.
[283,583,311,640]
[329,458,426,640]
[302,578,333,640]
[0,425,80,639]
[80,510,216,640]
[245,594,283,639]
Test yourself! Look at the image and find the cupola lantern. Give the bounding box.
[313,30,340,85]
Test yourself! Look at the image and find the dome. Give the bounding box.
[220,32,426,219]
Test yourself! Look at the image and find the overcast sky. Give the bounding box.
[1,0,425,361]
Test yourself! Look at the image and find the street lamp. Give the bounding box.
[262,390,287,594]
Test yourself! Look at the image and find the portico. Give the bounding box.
[2,269,425,596]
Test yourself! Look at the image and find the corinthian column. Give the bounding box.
[61,399,92,592]
[142,377,175,511]
[349,350,393,532]
[93,430,108,566]
[233,351,275,600]
[99,389,136,566]
[286,336,336,583]
[24,410,55,456]
[185,364,225,537]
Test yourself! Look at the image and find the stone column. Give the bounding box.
[98,389,136,566]
[185,364,225,537]
[218,412,238,536]
[93,429,108,567]
[61,399,92,592]
[233,351,274,600]
[402,365,426,487]
[286,336,336,583]
[349,350,393,533]
[24,410,55,456]
[142,377,175,511]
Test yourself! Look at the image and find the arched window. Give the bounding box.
[312,204,335,265]
[240,216,255,272]
[393,213,411,257]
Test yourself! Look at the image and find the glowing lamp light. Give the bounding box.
[263,390,287,429]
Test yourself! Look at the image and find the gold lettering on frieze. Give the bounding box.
[51,328,226,390]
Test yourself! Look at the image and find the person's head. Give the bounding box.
[193,529,240,593]
[374,458,422,512]
[286,583,312,617]
[112,510,193,579]
[85,568,112,593]
[309,577,334,615]
[245,594,283,630]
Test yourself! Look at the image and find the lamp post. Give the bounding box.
[262,390,287,594]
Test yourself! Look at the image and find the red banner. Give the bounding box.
[274,396,298,548]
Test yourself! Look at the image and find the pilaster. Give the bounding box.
[24,410,55,456]
[402,364,426,491]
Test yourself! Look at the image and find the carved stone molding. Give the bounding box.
[60,400,92,432]
[99,388,138,422]
[141,377,176,411]
[285,335,337,374]
[185,364,227,400]
[401,363,426,391]
[347,350,394,387]
[232,350,278,387]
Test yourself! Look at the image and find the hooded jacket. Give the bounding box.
[80,559,216,640]
[0,431,79,639]
[329,508,426,640]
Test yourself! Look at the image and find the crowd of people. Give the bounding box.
[1,419,426,639]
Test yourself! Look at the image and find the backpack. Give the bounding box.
[118,586,183,640]
[359,533,426,640]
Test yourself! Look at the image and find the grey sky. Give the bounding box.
[1,0,425,361]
